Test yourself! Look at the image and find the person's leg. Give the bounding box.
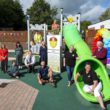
[70,67,74,82]
[94,82,105,109]
[48,69,54,82]
[26,65,31,73]
[2,60,5,73]
[66,66,71,86]
[37,74,43,85]
[32,64,35,73]
[83,85,94,95]
[16,55,19,66]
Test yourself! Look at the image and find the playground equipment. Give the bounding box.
[63,24,110,102]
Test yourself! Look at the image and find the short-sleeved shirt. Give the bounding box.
[64,51,77,67]
[38,66,49,78]
[79,69,99,85]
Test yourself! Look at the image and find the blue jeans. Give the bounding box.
[66,66,74,82]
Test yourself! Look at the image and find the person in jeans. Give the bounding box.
[24,51,36,73]
[64,45,78,86]
[75,62,106,110]
[7,60,20,78]
[15,41,23,69]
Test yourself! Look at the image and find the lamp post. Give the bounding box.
[26,15,30,50]
[60,8,63,37]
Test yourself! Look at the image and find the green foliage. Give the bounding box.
[81,20,92,31]
[27,0,57,25]
[0,0,26,30]
[99,8,110,21]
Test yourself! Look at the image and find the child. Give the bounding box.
[7,60,20,78]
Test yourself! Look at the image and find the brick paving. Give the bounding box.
[0,80,38,110]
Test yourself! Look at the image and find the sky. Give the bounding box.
[20,0,110,23]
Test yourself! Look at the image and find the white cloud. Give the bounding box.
[81,5,106,22]
[19,0,106,22]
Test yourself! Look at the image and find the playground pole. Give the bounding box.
[26,15,30,50]
[60,8,63,38]
[43,23,46,42]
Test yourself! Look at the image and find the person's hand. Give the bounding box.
[76,57,79,60]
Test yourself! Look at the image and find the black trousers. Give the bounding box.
[1,60,8,73]
[7,71,20,78]
[27,64,35,73]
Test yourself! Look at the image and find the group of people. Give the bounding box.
[64,41,107,110]
[0,39,107,109]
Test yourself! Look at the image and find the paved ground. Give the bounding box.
[0,80,38,110]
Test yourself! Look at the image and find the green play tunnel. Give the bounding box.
[63,24,110,102]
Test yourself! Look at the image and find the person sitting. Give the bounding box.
[7,60,20,79]
[24,51,36,73]
[37,61,55,87]
[75,62,106,110]
[93,41,107,65]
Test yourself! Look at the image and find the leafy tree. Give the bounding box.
[81,20,92,31]
[99,8,110,21]
[0,0,26,30]
[27,0,57,25]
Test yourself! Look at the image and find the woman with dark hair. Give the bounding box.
[39,41,47,64]
[1,44,8,73]
[15,41,23,69]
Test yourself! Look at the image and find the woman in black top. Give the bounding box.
[39,41,47,64]
[64,45,77,86]
[15,41,23,69]
[75,62,106,110]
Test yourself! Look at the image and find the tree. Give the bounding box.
[99,8,110,21]
[0,0,26,30]
[81,21,92,31]
[27,0,57,25]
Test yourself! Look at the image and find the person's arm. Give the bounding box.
[30,56,35,65]
[24,57,28,66]
[91,80,98,91]
[75,72,80,83]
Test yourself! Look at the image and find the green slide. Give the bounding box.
[63,24,110,102]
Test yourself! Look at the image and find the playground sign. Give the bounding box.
[47,35,62,73]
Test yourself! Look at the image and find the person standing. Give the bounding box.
[15,41,23,69]
[1,44,8,73]
[39,41,47,64]
[64,45,78,86]
[0,45,3,71]
[93,41,107,65]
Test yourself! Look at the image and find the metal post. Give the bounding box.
[60,8,63,37]
[43,23,46,42]
[26,15,30,50]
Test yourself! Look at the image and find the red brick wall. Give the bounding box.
[0,31,27,49]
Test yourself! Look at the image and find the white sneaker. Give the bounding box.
[67,81,71,87]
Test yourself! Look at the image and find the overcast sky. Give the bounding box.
[20,0,110,23]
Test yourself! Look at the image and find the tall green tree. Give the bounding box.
[99,8,110,21]
[0,0,26,30]
[27,0,57,25]
[81,20,92,31]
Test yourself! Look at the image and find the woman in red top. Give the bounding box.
[1,44,8,73]
[0,45,3,68]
